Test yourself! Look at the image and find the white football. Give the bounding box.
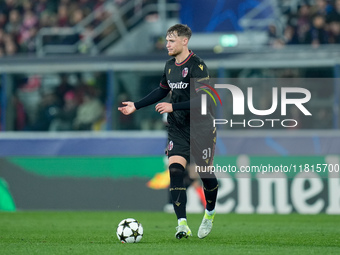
[116,218,143,243]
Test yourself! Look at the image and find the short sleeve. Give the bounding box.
[191,61,210,92]
[191,61,209,79]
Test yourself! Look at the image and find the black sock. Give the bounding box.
[169,163,187,219]
[199,171,218,211]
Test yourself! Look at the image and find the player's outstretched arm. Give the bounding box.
[118,101,136,115]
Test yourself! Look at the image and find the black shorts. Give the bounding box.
[166,125,216,167]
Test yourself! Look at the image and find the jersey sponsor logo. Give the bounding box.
[168,140,174,151]
[168,80,189,90]
[182,67,188,77]
[198,64,204,71]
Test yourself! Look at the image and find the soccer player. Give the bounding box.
[118,24,218,239]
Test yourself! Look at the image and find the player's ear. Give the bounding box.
[182,37,189,46]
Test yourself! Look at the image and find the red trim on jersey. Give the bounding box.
[175,51,194,66]
[160,82,169,89]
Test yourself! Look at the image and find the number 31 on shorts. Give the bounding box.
[202,148,212,160]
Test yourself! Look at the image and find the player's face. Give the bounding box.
[166,32,187,57]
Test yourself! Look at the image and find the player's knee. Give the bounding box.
[169,163,185,178]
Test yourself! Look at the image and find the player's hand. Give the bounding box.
[155,102,173,114]
[118,101,136,115]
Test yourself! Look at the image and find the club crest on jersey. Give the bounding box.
[168,141,173,151]
[182,67,188,77]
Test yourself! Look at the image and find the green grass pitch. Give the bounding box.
[0,211,339,255]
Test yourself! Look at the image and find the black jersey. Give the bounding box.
[160,51,212,129]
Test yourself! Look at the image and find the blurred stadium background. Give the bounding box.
[0,0,339,214]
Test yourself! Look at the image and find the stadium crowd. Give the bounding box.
[0,0,337,131]
[270,0,340,47]
[2,0,339,57]
[0,0,136,56]
[11,72,107,131]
